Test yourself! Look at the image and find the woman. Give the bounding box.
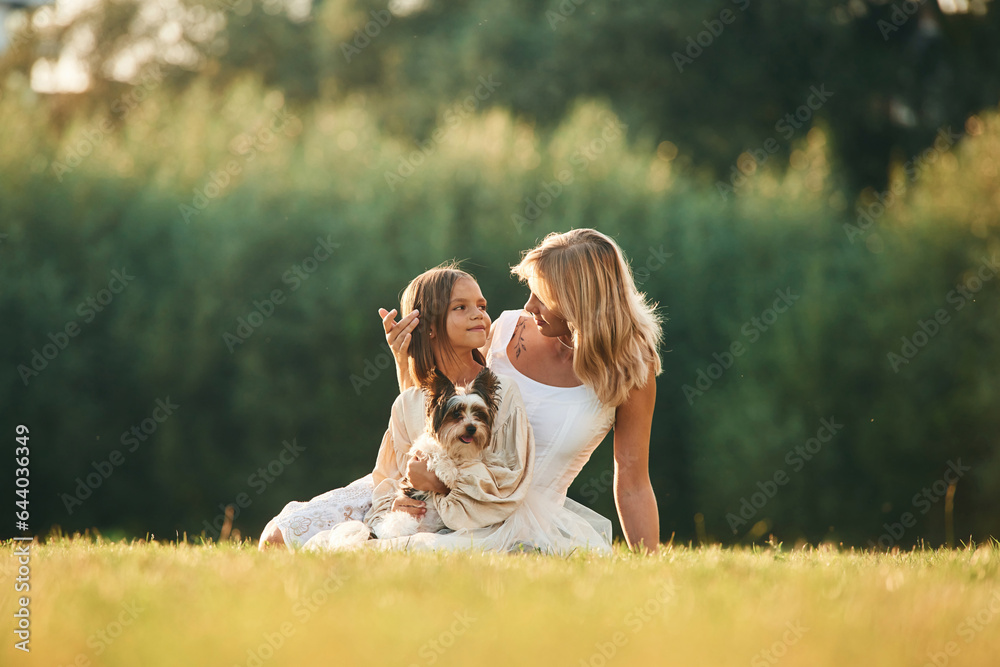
[259,264,534,550]
[260,229,662,553]
[384,228,662,552]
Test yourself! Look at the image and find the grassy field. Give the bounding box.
[3,537,999,667]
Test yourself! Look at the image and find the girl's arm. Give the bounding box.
[380,307,418,392]
[612,364,660,553]
[364,390,426,531]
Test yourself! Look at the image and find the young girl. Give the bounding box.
[259,263,535,549]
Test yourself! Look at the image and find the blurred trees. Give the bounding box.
[5,0,1000,191]
[1,0,999,546]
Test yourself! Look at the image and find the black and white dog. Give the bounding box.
[321,368,500,549]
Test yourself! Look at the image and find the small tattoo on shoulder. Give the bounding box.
[513,320,527,358]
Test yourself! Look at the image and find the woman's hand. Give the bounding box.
[379,307,420,391]
[391,495,426,519]
[406,454,450,495]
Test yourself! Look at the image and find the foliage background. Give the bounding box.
[1,0,998,546]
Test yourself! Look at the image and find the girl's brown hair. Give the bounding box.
[400,261,486,389]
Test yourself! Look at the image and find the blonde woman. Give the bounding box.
[382,228,663,552]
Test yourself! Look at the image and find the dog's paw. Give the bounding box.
[428,455,460,489]
[375,511,420,539]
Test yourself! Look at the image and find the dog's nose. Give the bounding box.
[465,425,476,436]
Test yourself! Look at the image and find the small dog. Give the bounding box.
[322,368,500,549]
[376,368,501,539]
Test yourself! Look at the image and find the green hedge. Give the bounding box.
[2,75,997,546]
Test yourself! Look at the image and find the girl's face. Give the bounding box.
[441,278,490,350]
[524,279,571,338]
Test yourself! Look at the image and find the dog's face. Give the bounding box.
[426,368,500,457]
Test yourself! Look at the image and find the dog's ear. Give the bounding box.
[471,368,501,417]
[427,369,456,425]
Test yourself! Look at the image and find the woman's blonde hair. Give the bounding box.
[512,229,663,407]
[400,261,486,389]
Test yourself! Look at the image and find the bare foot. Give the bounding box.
[257,526,286,551]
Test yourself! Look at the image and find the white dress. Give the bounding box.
[468,309,617,552]
[261,310,617,554]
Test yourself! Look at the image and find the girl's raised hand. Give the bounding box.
[379,307,419,355]
[378,307,419,391]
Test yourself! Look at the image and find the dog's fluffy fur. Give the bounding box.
[323,368,500,549]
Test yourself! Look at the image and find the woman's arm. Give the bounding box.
[612,365,660,553]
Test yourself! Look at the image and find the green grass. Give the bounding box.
[3,537,999,667]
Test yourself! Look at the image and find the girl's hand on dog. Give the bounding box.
[391,496,426,519]
[407,454,450,494]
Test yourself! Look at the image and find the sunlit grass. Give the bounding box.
[3,536,999,667]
